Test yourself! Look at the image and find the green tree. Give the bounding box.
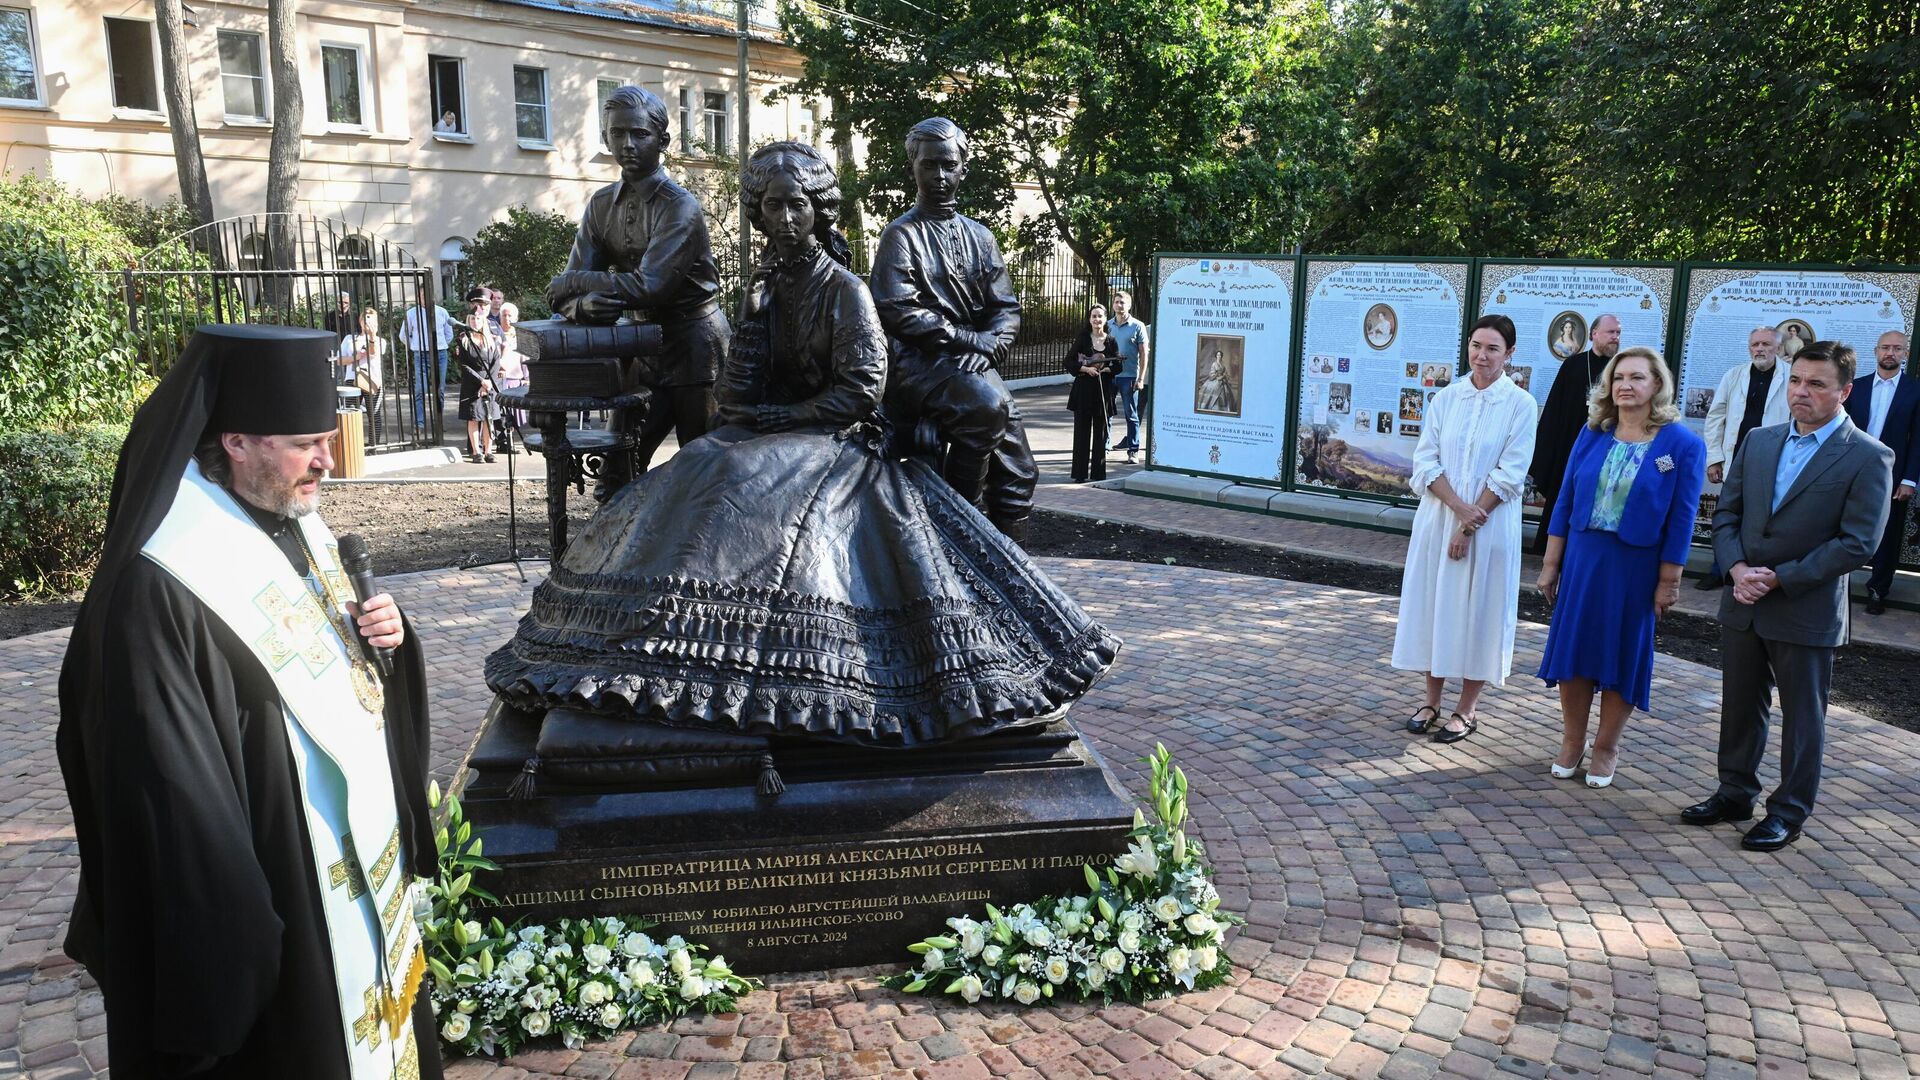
[466,206,578,319]
[779,0,1319,293]
[1558,0,1920,264]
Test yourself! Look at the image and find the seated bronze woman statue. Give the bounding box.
[486,142,1118,748]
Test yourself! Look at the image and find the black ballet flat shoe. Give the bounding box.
[1741,815,1801,852]
[1680,795,1753,826]
[1404,705,1441,734]
[1431,712,1477,744]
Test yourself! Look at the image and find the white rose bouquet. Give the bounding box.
[421,784,758,1058]
[886,745,1240,1005]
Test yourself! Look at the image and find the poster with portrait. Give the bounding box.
[1149,256,1297,479]
[1295,259,1469,500]
[1678,266,1920,557]
[1476,263,1675,414]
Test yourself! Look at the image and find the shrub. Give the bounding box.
[0,425,125,599]
[0,173,151,431]
[466,206,579,320]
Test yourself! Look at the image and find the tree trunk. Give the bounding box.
[829,93,863,264]
[154,0,214,236]
[265,0,303,302]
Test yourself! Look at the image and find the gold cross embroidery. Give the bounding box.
[352,985,384,1047]
[251,582,338,677]
[396,1038,421,1080]
[328,835,366,900]
[369,827,401,891]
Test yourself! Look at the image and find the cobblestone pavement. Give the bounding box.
[5,561,1920,1079]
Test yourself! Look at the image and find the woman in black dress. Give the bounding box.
[487,143,1118,746]
[1064,304,1121,482]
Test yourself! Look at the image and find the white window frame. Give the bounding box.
[319,40,371,132]
[702,89,728,157]
[0,5,45,107]
[677,87,693,155]
[513,64,551,149]
[428,54,469,142]
[103,15,165,119]
[216,28,269,124]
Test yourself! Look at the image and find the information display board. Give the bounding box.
[1147,256,1298,480]
[1678,267,1919,429]
[1293,259,1469,499]
[1476,263,1675,409]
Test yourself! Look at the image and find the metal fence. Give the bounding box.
[123,214,443,451]
[1002,249,1148,380]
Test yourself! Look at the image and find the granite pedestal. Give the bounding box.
[459,700,1136,974]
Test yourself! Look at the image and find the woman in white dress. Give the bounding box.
[1393,314,1537,743]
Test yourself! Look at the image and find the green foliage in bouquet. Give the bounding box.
[885,745,1241,1005]
[420,783,757,1057]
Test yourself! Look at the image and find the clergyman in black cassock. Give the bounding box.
[1527,317,1620,554]
[57,325,441,1079]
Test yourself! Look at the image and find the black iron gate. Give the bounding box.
[124,214,444,450]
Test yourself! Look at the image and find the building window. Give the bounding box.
[321,43,366,128]
[513,65,549,144]
[702,90,728,156]
[217,30,267,121]
[677,88,693,151]
[439,237,470,302]
[428,55,465,135]
[336,235,372,270]
[595,77,620,146]
[105,17,160,113]
[0,7,43,105]
[799,103,819,147]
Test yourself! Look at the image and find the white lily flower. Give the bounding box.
[1169,946,1201,989]
[1114,837,1160,880]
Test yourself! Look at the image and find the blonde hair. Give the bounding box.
[1588,346,1679,430]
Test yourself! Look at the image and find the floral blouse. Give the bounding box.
[1587,436,1652,533]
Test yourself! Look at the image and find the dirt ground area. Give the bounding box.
[7,480,1913,731]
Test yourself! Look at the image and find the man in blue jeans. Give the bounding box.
[1107,290,1150,462]
[400,287,456,431]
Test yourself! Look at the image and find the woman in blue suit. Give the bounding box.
[1537,346,1706,788]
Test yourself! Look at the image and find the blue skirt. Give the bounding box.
[1537,527,1661,712]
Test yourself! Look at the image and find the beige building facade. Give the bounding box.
[0,0,834,290]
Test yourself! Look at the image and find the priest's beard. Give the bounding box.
[232,461,324,518]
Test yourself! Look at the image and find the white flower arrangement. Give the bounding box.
[422,784,758,1059]
[887,745,1241,1005]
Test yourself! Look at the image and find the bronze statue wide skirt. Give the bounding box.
[485,424,1120,746]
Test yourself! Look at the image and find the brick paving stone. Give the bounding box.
[4,552,1920,1078]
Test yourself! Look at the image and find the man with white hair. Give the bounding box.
[1696,325,1792,587]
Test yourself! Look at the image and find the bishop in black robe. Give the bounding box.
[1528,345,1613,554]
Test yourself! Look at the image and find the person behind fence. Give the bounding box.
[1107,289,1150,462]
[870,117,1038,543]
[1064,303,1121,483]
[455,285,502,463]
[1696,325,1790,588]
[487,142,1117,748]
[1392,314,1538,745]
[1535,347,1705,789]
[545,84,729,485]
[57,324,441,1079]
[401,286,455,430]
[1682,341,1892,852]
[338,306,385,440]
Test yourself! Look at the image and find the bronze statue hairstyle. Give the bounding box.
[904,117,969,162]
[602,84,670,137]
[741,141,853,267]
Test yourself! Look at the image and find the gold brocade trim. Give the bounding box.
[395,1037,421,1080]
[293,535,385,718]
[353,985,384,1048]
[369,826,401,890]
[381,875,409,932]
[251,582,337,677]
[387,916,411,969]
[385,944,427,1039]
[328,835,367,900]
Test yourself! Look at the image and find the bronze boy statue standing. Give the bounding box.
[546,84,729,483]
[870,117,1037,542]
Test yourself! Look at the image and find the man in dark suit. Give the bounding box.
[1527,313,1621,554]
[1682,341,1893,852]
[1843,330,1917,613]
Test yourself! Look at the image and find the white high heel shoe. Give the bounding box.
[1585,743,1615,788]
[1551,736,1596,780]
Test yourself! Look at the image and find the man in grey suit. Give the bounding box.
[1681,341,1894,851]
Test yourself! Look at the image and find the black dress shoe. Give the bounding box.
[1741,815,1802,852]
[1865,592,1886,615]
[1680,795,1753,826]
[1692,574,1722,591]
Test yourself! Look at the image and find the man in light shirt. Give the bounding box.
[401,287,457,431]
[1842,330,1918,613]
[1695,326,1792,588]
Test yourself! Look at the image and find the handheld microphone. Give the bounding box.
[336,533,395,681]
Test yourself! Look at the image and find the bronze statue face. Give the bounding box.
[757,171,817,259]
[605,106,667,182]
[910,137,967,211]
